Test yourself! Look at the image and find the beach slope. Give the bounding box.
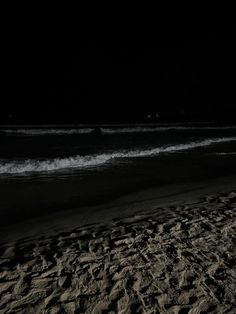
[0,189,236,313]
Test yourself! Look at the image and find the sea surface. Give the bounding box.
[1,125,236,226]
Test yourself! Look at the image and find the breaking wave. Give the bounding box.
[2,128,94,135]
[216,152,236,155]
[1,137,236,175]
[101,126,236,134]
[2,125,236,136]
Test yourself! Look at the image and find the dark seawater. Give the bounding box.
[1,125,236,226]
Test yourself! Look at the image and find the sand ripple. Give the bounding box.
[0,192,236,313]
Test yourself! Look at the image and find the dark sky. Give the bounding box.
[2,14,236,124]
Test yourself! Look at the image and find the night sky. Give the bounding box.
[2,14,236,124]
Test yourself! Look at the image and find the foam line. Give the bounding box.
[1,137,236,174]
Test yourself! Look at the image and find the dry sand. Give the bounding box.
[0,191,236,313]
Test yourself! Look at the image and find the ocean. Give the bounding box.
[1,125,236,227]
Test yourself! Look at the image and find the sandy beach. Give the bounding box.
[0,181,236,313]
[1,9,236,313]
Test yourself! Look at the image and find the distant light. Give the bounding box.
[156,114,159,118]
[147,114,151,118]
[9,114,12,118]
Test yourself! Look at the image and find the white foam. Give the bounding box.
[216,152,236,155]
[101,127,166,133]
[2,126,236,136]
[1,137,236,174]
[101,126,236,134]
[2,128,93,135]
[0,155,110,174]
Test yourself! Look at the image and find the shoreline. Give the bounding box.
[1,174,236,243]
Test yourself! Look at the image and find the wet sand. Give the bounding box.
[1,150,236,229]
[0,178,236,313]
